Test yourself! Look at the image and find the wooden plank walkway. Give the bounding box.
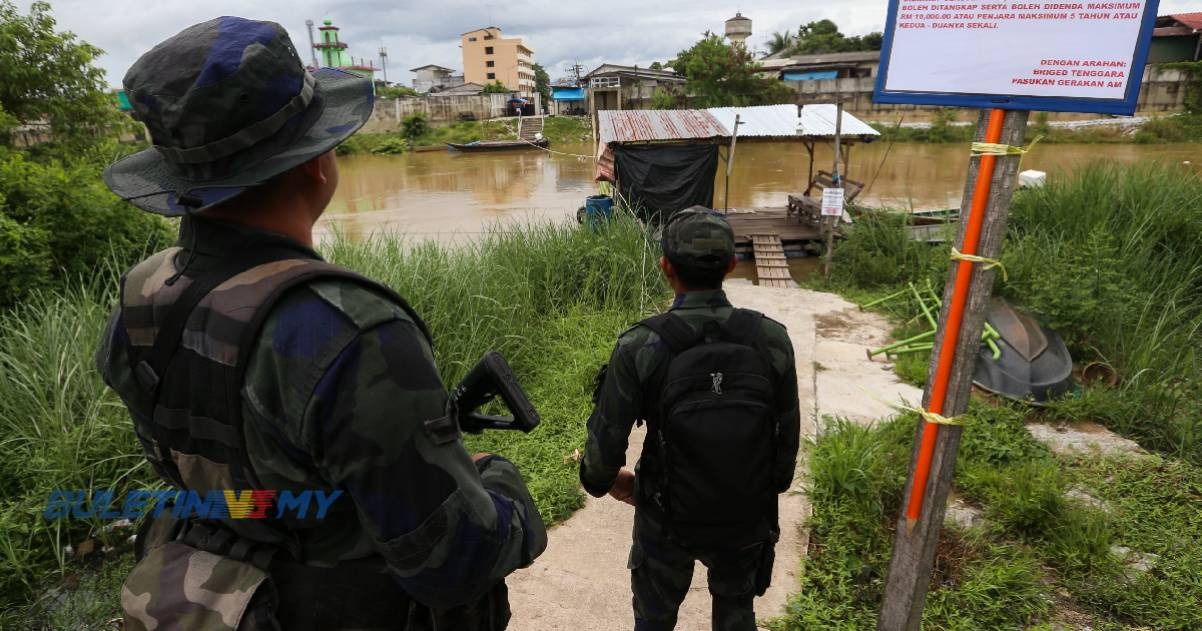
[724,207,822,246]
[751,234,798,288]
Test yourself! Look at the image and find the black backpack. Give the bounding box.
[641,308,778,549]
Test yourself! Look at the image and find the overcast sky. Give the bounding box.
[45,0,1202,88]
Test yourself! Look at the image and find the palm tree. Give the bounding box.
[767,31,792,55]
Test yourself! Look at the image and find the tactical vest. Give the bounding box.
[117,235,430,552]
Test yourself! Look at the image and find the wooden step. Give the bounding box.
[749,233,797,289]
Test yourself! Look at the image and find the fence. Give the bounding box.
[363,93,544,132]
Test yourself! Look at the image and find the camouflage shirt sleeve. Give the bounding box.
[579,326,652,497]
[247,281,546,609]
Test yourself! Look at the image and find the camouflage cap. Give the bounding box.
[660,206,736,270]
[103,16,374,216]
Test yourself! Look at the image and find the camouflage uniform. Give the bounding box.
[579,209,801,631]
[99,218,547,631]
[96,17,546,630]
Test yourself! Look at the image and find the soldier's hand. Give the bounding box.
[472,452,494,463]
[608,469,637,506]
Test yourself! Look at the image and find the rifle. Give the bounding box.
[448,351,540,434]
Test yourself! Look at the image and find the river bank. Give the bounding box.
[872,111,1202,144]
[336,115,592,156]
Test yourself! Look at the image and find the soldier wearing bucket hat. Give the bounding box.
[96,17,545,631]
[580,207,801,630]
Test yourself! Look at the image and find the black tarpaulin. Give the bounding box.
[614,144,718,222]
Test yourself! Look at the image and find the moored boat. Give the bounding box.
[446,139,549,152]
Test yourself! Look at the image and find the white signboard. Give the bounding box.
[821,188,845,217]
[875,0,1159,114]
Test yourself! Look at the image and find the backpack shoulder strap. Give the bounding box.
[724,308,766,347]
[639,312,698,355]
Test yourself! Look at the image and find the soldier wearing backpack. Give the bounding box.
[579,208,801,631]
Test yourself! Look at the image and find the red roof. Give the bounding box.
[1174,12,1202,30]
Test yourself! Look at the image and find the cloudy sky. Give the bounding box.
[46,0,1202,88]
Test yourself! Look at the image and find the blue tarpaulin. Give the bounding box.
[552,87,586,101]
[783,70,839,81]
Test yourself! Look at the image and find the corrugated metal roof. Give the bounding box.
[706,104,802,138]
[705,104,880,139]
[596,109,728,145]
[1174,12,1202,30]
[798,104,879,138]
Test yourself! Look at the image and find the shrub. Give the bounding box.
[0,214,51,305]
[400,113,431,142]
[0,149,173,308]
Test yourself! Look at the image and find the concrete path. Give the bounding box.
[507,283,921,630]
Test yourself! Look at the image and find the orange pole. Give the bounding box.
[904,108,1007,530]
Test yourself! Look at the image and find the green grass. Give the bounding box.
[818,161,1202,465]
[793,160,1202,629]
[780,407,1202,629]
[0,215,668,627]
[337,116,592,155]
[872,112,1202,144]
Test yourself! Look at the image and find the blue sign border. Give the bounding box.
[873,0,1162,115]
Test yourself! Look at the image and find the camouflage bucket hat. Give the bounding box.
[660,206,736,270]
[103,16,374,216]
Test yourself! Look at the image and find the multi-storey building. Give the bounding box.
[460,27,535,96]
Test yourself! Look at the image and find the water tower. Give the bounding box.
[725,12,752,44]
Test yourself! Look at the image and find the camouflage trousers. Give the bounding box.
[628,511,770,631]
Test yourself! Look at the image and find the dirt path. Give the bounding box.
[507,283,921,630]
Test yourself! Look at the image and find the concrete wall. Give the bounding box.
[362,93,544,131]
[788,64,1193,119]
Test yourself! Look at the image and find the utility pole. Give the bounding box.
[305,20,319,68]
[378,44,389,83]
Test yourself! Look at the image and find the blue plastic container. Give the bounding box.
[584,195,614,228]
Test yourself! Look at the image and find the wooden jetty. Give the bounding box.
[725,207,822,246]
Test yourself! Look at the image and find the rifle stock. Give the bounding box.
[449,351,540,434]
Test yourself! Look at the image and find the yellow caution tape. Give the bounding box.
[897,404,968,427]
[950,247,1008,282]
[970,136,1043,167]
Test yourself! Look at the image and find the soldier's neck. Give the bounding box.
[201,201,317,248]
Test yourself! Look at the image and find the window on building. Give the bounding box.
[468,36,477,42]
[486,60,495,68]
[485,46,494,55]
[487,72,496,80]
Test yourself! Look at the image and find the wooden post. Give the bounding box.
[822,102,843,278]
[877,108,1029,631]
[725,114,741,212]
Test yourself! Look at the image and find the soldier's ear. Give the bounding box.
[658,256,674,279]
[724,256,737,275]
[297,152,331,186]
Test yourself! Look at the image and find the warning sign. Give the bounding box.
[822,188,845,217]
[874,0,1160,114]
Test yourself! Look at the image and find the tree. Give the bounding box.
[670,33,794,108]
[789,19,883,55]
[767,31,793,55]
[649,61,664,71]
[649,88,676,110]
[482,81,509,94]
[377,85,418,98]
[0,1,117,148]
[532,62,550,112]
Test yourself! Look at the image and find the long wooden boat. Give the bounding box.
[446,139,549,152]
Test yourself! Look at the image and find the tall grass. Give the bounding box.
[0,215,667,623]
[823,161,1202,463]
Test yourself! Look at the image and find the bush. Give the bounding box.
[400,113,431,142]
[828,212,946,289]
[0,214,51,304]
[0,149,173,308]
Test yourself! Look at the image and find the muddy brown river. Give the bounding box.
[318,141,1199,242]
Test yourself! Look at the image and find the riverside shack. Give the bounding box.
[594,104,879,249]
